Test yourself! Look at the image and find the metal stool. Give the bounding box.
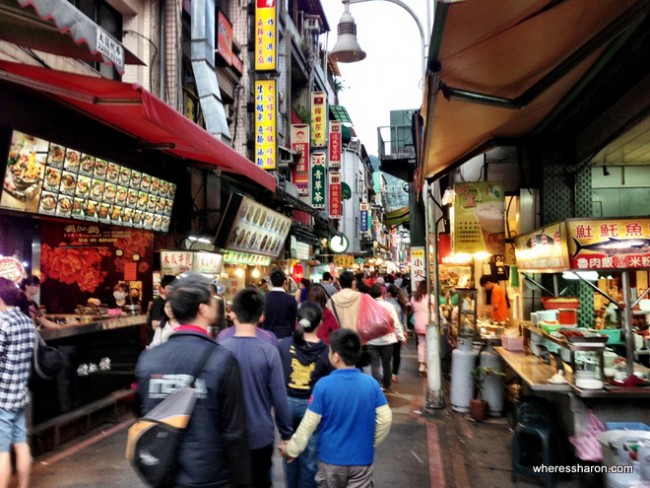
[512,406,554,488]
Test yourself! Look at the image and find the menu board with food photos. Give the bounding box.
[1,130,175,232]
[215,194,291,258]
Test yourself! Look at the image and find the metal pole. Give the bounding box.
[621,271,634,377]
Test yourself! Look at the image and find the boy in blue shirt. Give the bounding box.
[280,329,392,487]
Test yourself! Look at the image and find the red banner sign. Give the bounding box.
[329,121,342,169]
[217,10,233,65]
[329,172,342,218]
[291,124,310,196]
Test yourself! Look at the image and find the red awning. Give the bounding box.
[0,61,276,191]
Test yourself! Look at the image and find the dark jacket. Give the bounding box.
[135,330,251,488]
[263,290,297,338]
[277,336,331,399]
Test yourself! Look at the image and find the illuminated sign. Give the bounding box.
[514,222,569,272]
[311,92,327,147]
[1,131,175,232]
[310,152,326,209]
[290,124,310,195]
[254,79,277,170]
[223,250,272,266]
[453,181,504,255]
[254,0,277,71]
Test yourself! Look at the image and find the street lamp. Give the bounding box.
[329,0,427,83]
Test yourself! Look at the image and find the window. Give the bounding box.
[68,0,123,79]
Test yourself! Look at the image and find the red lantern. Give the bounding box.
[292,262,304,283]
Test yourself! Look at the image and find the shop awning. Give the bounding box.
[0,61,276,191]
[384,206,409,229]
[422,0,647,181]
[0,0,144,74]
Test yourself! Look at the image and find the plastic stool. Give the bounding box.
[512,413,554,488]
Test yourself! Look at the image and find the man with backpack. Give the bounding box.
[135,273,250,487]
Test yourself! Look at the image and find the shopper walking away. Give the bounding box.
[279,329,392,488]
[0,277,35,488]
[220,288,293,488]
[277,302,332,488]
[263,269,298,339]
[294,279,310,304]
[387,285,408,381]
[136,272,251,487]
[411,280,432,374]
[321,272,338,298]
[366,285,406,391]
[326,271,362,330]
[306,284,340,344]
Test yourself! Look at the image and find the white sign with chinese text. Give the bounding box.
[410,246,425,284]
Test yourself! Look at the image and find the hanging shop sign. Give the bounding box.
[566,218,650,270]
[360,202,369,233]
[160,251,193,275]
[216,10,233,65]
[254,79,277,170]
[223,250,272,267]
[0,256,25,283]
[333,254,354,269]
[290,124,310,196]
[291,262,304,282]
[311,92,327,147]
[329,121,342,169]
[254,0,277,71]
[96,28,125,73]
[452,181,504,255]
[215,194,291,258]
[310,152,326,209]
[193,251,224,274]
[1,130,175,232]
[410,246,425,283]
[290,236,311,260]
[514,222,570,272]
[341,182,352,200]
[329,172,342,218]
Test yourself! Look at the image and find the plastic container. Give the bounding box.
[542,297,580,310]
[541,323,563,334]
[592,329,622,344]
[501,336,524,351]
[558,308,578,325]
[599,430,650,468]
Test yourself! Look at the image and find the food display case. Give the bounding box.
[455,288,478,337]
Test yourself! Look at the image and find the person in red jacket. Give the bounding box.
[306,284,340,344]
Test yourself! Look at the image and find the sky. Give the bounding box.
[320,0,433,157]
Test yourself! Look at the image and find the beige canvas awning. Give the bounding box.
[421,0,647,181]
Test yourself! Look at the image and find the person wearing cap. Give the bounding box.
[262,269,297,339]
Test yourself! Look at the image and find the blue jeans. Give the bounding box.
[284,396,318,488]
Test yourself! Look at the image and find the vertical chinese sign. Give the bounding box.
[254,79,277,170]
[311,92,327,147]
[329,172,342,218]
[329,121,342,169]
[291,124,310,196]
[410,246,425,284]
[360,202,369,233]
[310,152,326,209]
[255,0,276,71]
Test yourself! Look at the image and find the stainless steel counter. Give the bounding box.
[40,314,147,341]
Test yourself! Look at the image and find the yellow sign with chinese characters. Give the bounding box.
[254,79,277,170]
[254,0,277,71]
[410,247,425,283]
[333,255,354,269]
[311,92,327,147]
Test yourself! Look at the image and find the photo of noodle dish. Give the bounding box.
[110,205,122,221]
[57,196,72,215]
[130,170,141,188]
[75,176,91,197]
[72,198,84,215]
[48,144,65,166]
[115,186,128,204]
[39,192,57,212]
[107,163,119,182]
[80,155,95,175]
[91,179,104,199]
[94,159,107,178]
[44,167,61,190]
[103,182,116,203]
[59,172,76,194]
[127,189,138,206]
[119,167,131,185]
[64,150,80,171]
[85,200,98,219]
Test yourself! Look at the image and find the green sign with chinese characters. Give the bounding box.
[310,152,326,209]
[341,182,352,200]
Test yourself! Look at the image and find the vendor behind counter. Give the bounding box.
[479,275,509,323]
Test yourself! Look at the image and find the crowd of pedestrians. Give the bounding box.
[1,266,420,488]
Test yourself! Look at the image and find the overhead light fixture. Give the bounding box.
[329,0,366,63]
[562,271,599,281]
[441,188,454,206]
[252,268,261,279]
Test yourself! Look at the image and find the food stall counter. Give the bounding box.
[495,346,573,392]
[39,314,148,340]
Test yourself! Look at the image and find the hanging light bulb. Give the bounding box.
[252,268,261,279]
[235,268,244,278]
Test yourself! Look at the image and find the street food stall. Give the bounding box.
[501,218,650,436]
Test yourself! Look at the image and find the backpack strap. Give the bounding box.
[190,344,214,387]
[330,300,342,326]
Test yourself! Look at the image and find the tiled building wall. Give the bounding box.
[542,163,594,327]
[231,3,250,159]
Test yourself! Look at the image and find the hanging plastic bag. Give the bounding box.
[356,293,394,343]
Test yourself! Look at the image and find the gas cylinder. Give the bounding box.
[479,339,505,416]
[450,336,477,412]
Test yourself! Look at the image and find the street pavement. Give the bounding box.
[20,336,583,488]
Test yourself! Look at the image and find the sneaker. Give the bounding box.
[392,374,398,383]
[418,363,427,374]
